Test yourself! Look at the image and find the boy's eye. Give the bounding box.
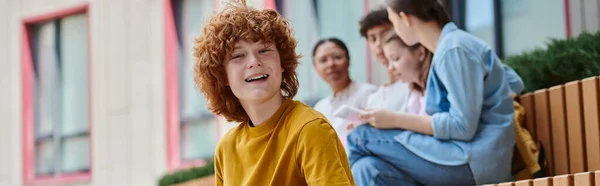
[259,49,272,53]
[232,53,244,59]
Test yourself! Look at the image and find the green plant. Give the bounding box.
[158,161,215,186]
[504,30,600,93]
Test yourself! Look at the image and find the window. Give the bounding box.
[465,0,496,50]
[282,0,323,106]
[316,0,369,88]
[21,4,91,185]
[282,0,372,106]
[166,0,219,170]
[501,0,567,56]
[457,0,569,57]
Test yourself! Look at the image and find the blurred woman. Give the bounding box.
[312,38,377,145]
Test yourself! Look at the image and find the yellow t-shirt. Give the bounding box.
[214,99,355,186]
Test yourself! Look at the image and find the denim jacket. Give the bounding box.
[393,22,515,185]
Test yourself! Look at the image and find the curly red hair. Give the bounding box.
[193,0,300,122]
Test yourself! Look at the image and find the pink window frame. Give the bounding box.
[563,0,572,37]
[164,0,222,171]
[21,3,93,185]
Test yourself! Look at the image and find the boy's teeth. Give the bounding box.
[246,74,267,82]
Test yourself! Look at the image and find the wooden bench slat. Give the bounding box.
[595,171,599,185]
[565,81,587,173]
[582,77,600,171]
[496,171,599,185]
[574,172,594,186]
[516,179,533,186]
[534,89,554,176]
[499,182,515,186]
[549,85,570,175]
[552,175,573,186]
[534,177,552,186]
[521,93,537,139]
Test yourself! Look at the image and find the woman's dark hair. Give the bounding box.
[386,0,450,27]
[312,38,350,61]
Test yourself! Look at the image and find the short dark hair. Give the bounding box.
[359,9,392,38]
[312,38,350,61]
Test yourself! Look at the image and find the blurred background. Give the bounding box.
[0,0,598,185]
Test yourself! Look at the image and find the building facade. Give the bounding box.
[0,0,597,186]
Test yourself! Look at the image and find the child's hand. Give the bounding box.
[358,109,398,129]
[346,122,355,132]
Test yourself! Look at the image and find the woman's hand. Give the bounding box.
[358,109,400,129]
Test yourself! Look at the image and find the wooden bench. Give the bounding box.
[519,76,600,176]
[485,170,600,186]
[485,76,600,185]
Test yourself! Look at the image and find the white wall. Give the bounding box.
[0,0,22,185]
[0,0,168,185]
[90,0,167,185]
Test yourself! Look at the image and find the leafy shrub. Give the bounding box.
[504,31,600,93]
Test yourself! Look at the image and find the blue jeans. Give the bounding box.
[347,125,476,186]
